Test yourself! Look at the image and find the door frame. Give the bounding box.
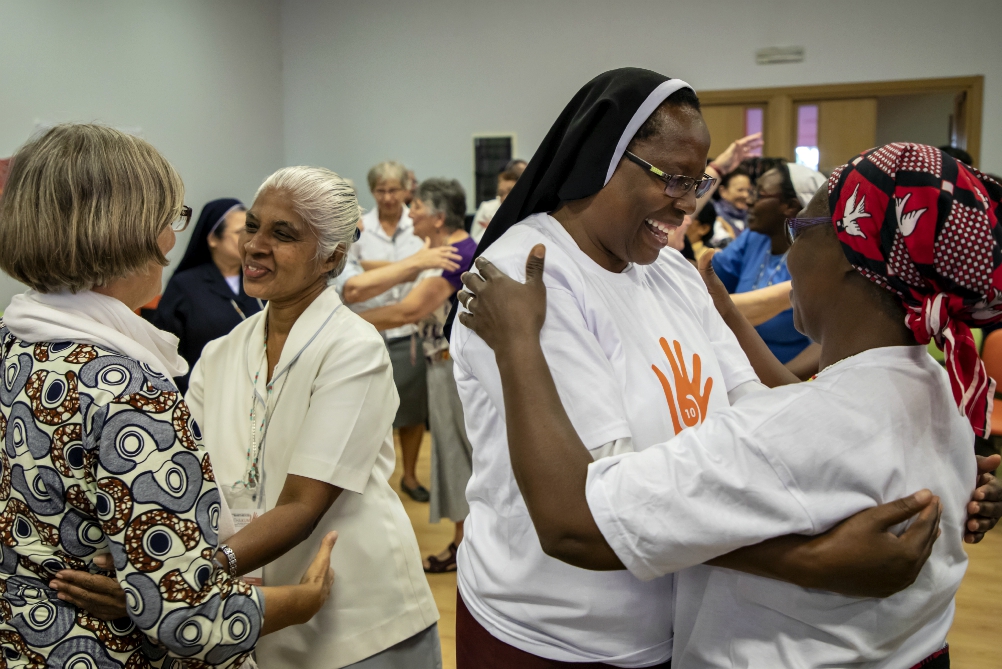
[698,76,984,166]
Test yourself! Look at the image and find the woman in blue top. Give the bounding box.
[711,162,824,377]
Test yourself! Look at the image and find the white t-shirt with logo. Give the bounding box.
[450,213,759,666]
[586,346,974,668]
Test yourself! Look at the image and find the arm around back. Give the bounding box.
[359,276,456,331]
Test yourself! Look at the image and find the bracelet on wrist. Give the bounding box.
[708,162,724,176]
[219,544,238,576]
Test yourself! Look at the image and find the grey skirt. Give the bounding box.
[387,335,428,428]
[427,357,473,524]
[344,623,441,669]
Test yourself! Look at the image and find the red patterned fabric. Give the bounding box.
[828,143,1002,437]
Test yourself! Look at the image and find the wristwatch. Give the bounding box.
[218,544,238,576]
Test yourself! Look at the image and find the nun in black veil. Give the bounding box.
[147,197,263,392]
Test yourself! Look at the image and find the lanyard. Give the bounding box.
[238,303,342,505]
[754,252,788,288]
[231,298,266,321]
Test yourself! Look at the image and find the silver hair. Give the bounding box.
[256,166,360,279]
[416,178,467,231]
[366,160,408,192]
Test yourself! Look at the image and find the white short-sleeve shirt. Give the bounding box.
[586,346,974,668]
[450,214,758,666]
[188,287,438,669]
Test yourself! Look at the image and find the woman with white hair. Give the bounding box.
[186,166,440,668]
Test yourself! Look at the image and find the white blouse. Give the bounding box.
[188,286,438,669]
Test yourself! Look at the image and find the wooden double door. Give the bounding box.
[699,76,982,173]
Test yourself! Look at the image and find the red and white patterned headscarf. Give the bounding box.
[829,143,1002,437]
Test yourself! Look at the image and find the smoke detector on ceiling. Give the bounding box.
[755,46,805,65]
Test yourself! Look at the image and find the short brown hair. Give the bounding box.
[0,124,184,293]
[498,169,521,184]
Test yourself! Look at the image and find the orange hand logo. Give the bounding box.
[652,338,713,435]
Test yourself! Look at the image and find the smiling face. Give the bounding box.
[719,173,751,210]
[240,188,335,302]
[409,197,445,243]
[585,104,711,268]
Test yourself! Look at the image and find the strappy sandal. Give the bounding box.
[424,542,458,573]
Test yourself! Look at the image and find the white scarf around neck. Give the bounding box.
[3,290,189,382]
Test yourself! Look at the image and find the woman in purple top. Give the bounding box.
[350,178,477,573]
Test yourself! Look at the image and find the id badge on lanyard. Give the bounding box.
[228,302,342,586]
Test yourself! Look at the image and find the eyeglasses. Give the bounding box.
[624,151,716,198]
[373,188,404,197]
[786,217,832,244]
[748,187,787,203]
[171,206,192,232]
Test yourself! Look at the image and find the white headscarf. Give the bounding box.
[3,290,188,382]
[786,162,827,208]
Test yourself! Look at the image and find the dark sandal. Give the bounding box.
[424,542,458,573]
[401,480,431,502]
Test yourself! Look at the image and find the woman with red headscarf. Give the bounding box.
[455,143,1002,668]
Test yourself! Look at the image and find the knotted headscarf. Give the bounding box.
[829,142,1002,437]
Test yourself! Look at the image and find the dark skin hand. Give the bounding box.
[458,246,953,597]
[51,474,342,621]
[967,453,1001,543]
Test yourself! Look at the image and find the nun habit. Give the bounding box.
[148,198,263,392]
[447,67,693,337]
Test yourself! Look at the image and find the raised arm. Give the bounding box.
[342,239,461,304]
[696,132,763,216]
[699,250,801,387]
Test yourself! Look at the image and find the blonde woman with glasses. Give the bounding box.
[0,124,335,668]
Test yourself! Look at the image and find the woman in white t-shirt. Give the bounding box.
[455,143,1002,668]
[446,70,987,668]
[189,167,440,668]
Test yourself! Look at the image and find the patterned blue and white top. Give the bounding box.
[0,323,263,668]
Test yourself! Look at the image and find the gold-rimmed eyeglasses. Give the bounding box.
[624,151,717,198]
[171,206,193,232]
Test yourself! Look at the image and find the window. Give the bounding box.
[795,104,819,171]
[749,107,761,138]
[473,135,514,207]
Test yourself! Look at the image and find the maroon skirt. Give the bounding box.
[456,589,672,669]
[457,589,947,669]
[910,645,949,669]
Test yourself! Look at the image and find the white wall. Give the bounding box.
[3,0,998,305]
[281,0,1002,212]
[0,0,285,307]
